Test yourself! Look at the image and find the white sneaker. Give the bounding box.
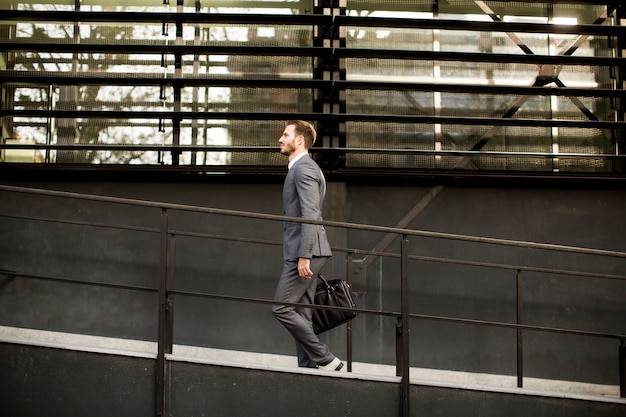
[318,357,343,371]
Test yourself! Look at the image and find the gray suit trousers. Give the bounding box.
[272,256,335,368]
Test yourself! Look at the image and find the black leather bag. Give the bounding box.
[312,275,357,334]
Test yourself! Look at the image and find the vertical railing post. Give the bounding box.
[619,339,626,398]
[516,269,524,388]
[346,252,354,372]
[167,234,176,352]
[156,208,171,417]
[400,235,410,417]
[395,318,403,377]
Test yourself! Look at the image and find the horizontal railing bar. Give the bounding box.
[1,184,625,260]
[0,269,397,320]
[170,232,626,281]
[409,255,626,281]
[0,110,324,121]
[339,81,624,98]
[0,11,331,25]
[1,73,621,98]
[0,212,161,235]
[0,118,615,129]
[342,114,625,129]
[1,143,623,160]
[167,288,399,317]
[3,269,623,346]
[167,230,626,281]
[0,73,319,88]
[1,271,158,294]
[1,110,623,130]
[407,312,626,341]
[4,165,624,183]
[167,232,626,281]
[0,210,622,281]
[2,43,623,67]
[1,144,623,162]
[0,43,328,57]
[166,288,626,341]
[337,246,626,281]
[337,49,625,67]
[346,0,626,6]
[1,10,623,36]
[3,268,624,341]
[334,15,624,36]
[169,229,281,248]
[332,168,626,184]
[0,163,288,176]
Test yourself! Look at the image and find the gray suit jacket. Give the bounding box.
[282,154,332,261]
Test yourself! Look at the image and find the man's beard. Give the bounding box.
[280,142,295,156]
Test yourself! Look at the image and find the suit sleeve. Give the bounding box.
[294,162,323,259]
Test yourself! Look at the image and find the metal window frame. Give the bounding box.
[0,3,624,176]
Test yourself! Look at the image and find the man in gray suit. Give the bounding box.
[272,120,343,371]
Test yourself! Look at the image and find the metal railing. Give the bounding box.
[0,184,625,417]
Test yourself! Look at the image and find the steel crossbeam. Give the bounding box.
[456,2,618,169]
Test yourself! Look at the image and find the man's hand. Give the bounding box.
[298,257,313,279]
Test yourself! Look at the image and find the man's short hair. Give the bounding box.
[287,120,316,149]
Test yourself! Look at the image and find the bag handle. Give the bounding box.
[318,274,331,289]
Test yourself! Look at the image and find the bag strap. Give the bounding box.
[318,274,330,289]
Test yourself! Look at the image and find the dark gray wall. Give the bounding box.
[0,343,155,417]
[0,180,625,386]
[1,342,624,417]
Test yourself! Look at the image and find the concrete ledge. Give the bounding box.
[1,325,623,404]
